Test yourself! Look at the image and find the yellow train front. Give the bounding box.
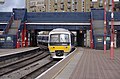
[48,28,75,59]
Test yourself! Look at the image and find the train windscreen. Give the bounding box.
[50,34,69,45]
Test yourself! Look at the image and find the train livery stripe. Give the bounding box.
[48,46,71,52]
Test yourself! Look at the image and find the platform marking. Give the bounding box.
[54,49,83,79]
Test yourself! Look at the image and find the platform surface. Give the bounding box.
[0,47,39,57]
[54,48,120,79]
[70,48,120,79]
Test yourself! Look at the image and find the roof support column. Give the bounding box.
[104,0,107,53]
[110,0,115,60]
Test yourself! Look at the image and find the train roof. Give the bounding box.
[37,34,49,36]
[49,28,70,34]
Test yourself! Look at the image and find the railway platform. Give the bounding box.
[36,47,120,79]
[0,47,39,57]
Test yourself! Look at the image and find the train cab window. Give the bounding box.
[60,34,69,42]
[6,36,12,42]
[50,34,69,46]
[50,34,59,42]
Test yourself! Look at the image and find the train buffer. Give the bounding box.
[36,47,120,79]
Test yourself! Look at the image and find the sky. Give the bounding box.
[0,0,25,12]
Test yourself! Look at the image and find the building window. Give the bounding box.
[30,1,36,8]
[61,0,64,4]
[54,4,57,10]
[61,4,64,10]
[68,4,71,9]
[74,0,77,4]
[55,0,57,3]
[68,0,71,3]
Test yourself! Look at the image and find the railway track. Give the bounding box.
[21,60,58,79]
[0,48,40,66]
[0,51,48,76]
[0,50,56,79]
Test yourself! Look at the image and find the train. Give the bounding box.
[37,34,49,49]
[48,28,75,59]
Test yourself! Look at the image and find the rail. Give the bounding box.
[35,48,78,79]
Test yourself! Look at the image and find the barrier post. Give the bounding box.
[104,0,107,53]
[90,14,94,49]
[110,0,114,60]
[22,26,25,47]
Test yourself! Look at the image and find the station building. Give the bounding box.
[26,0,82,12]
[26,0,120,12]
[0,8,120,49]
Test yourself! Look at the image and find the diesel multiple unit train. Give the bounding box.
[48,28,75,58]
[37,28,75,59]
